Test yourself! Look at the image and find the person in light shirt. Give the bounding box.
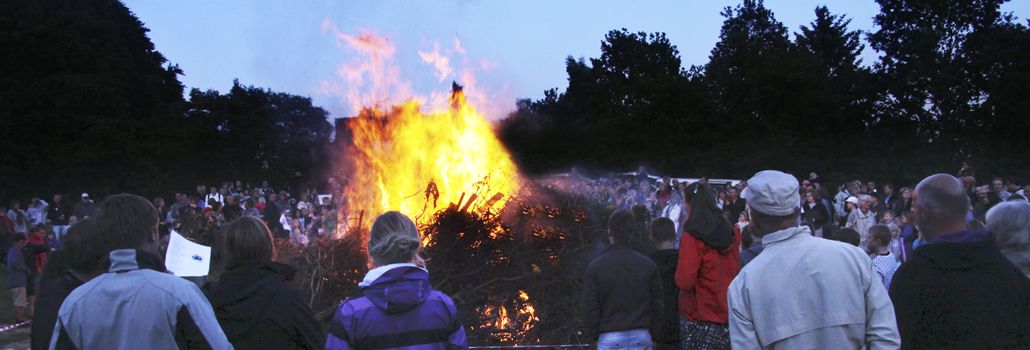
[728,170,900,349]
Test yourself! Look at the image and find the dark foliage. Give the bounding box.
[499,0,1030,185]
[0,0,333,201]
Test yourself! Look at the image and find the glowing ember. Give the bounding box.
[476,290,540,344]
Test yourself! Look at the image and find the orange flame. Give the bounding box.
[320,22,520,234]
[342,91,519,228]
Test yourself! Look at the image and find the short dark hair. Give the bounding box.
[221,216,275,263]
[650,217,676,243]
[63,218,108,273]
[608,209,636,243]
[11,233,27,243]
[97,193,159,250]
[833,228,861,247]
[869,224,892,245]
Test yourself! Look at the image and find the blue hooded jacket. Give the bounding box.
[326,264,467,350]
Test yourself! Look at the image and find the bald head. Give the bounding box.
[913,174,971,239]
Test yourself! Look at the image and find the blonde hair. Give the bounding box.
[368,211,421,266]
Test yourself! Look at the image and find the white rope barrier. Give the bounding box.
[0,320,30,334]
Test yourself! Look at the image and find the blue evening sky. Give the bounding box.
[124,1,1029,120]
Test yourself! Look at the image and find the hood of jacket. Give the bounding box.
[359,264,432,314]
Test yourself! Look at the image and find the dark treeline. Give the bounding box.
[499,0,1030,185]
[2,0,1028,199]
[0,0,332,200]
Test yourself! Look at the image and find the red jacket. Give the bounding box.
[675,229,741,324]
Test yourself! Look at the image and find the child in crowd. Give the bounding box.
[6,233,29,321]
[867,225,900,291]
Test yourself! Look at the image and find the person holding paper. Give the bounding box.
[201,216,323,349]
[50,194,232,350]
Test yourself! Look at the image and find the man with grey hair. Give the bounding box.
[890,174,1030,349]
[846,194,876,250]
[728,170,899,349]
[987,200,1030,277]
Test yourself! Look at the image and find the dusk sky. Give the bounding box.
[124,0,1030,120]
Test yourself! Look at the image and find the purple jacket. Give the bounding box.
[326,265,467,350]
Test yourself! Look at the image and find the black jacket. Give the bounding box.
[802,202,830,227]
[204,260,324,349]
[889,232,1030,350]
[581,243,663,337]
[649,249,680,349]
[31,272,86,350]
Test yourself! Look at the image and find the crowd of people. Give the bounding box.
[2,189,462,349]
[1,179,352,261]
[1,168,1028,349]
[581,170,1030,350]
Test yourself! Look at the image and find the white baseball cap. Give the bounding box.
[743,170,800,216]
[81,193,90,198]
[846,196,860,205]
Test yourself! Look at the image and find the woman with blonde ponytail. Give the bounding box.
[326,211,468,350]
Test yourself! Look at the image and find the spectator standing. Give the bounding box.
[48,194,72,241]
[867,225,900,291]
[890,174,1030,349]
[202,216,323,349]
[728,170,899,349]
[50,194,231,349]
[676,182,740,349]
[0,204,13,263]
[985,200,1030,278]
[993,177,1012,201]
[649,218,680,350]
[834,183,853,225]
[27,197,48,226]
[326,211,467,350]
[846,195,876,249]
[30,218,107,350]
[8,200,28,234]
[581,210,663,350]
[222,195,242,222]
[71,193,96,220]
[206,187,224,206]
[723,188,746,224]
[6,233,29,322]
[802,191,830,237]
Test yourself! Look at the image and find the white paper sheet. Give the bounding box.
[166,230,212,277]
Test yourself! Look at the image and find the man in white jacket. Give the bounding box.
[727,170,900,350]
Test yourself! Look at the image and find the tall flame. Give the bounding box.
[320,21,520,232]
[341,88,519,228]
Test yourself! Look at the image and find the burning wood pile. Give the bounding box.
[277,182,613,345]
[268,79,622,344]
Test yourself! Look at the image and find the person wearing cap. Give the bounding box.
[846,194,876,250]
[72,193,97,220]
[727,170,899,350]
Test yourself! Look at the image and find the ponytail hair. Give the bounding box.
[368,211,421,266]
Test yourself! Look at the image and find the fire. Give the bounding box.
[341,87,519,229]
[320,22,520,234]
[476,290,539,344]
